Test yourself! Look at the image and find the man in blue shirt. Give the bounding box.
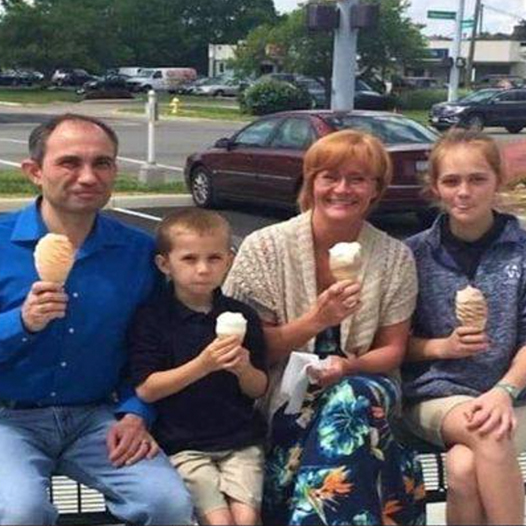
[0,113,192,524]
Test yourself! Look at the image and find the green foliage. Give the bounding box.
[396,89,470,110]
[0,170,187,195]
[0,0,278,75]
[232,1,427,90]
[358,0,429,77]
[240,80,312,115]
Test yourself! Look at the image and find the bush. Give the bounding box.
[240,80,312,115]
[395,88,471,111]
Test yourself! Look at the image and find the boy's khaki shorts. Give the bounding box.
[169,445,264,516]
[403,395,526,451]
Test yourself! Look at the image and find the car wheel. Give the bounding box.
[505,125,523,134]
[143,85,152,92]
[190,167,216,208]
[464,114,484,131]
[214,90,225,97]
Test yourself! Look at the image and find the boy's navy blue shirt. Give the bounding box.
[128,284,267,455]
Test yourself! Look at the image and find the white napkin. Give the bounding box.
[280,352,328,414]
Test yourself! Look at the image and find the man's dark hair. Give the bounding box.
[29,113,119,165]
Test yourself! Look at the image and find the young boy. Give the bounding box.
[128,209,268,526]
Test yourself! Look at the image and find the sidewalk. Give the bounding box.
[0,193,194,213]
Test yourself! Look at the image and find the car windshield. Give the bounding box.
[459,90,499,103]
[136,69,154,78]
[355,79,372,91]
[325,114,438,144]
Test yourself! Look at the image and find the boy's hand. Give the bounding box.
[223,345,251,376]
[22,281,68,332]
[198,335,243,374]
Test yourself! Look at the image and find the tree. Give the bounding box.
[233,0,428,97]
[0,0,278,74]
[358,0,428,80]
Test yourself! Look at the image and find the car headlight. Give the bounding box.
[443,106,465,115]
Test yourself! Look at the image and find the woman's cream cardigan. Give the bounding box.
[224,211,417,421]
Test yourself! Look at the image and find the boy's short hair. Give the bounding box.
[156,208,232,255]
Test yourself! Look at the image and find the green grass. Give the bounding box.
[123,102,251,121]
[0,170,186,196]
[401,110,429,125]
[0,87,81,104]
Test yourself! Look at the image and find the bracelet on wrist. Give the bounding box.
[494,382,520,401]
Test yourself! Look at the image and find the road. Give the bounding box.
[0,102,244,180]
[1,101,524,183]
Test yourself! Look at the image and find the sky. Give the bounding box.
[273,0,526,37]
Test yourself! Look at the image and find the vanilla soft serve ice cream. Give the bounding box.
[329,242,362,282]
[34,233,75,284]
[216,312,247,340]
[455,285,488,331]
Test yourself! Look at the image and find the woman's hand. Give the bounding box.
[308,355,358,388]
[311,280,361,331]
[463,388,517,440]
[441,326,489,359]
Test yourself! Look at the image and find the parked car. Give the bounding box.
[393,76,441,90]
[429,88,526,133]
[78,74,134,99]
[473,74,524,90]
[193,78,252,97]
[51,68,95,87]
[0,69,43,86]
[125,67,197,93]
[184,110,439,221]
[257,75,393,110]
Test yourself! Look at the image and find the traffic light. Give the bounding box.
[306,4,339,31]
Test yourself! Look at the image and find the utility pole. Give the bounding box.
[448,0,465,102]
[465,0,482,89]
[331,0,359,111]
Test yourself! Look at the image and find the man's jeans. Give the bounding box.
[0,403,193,525]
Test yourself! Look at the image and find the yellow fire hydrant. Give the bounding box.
[169,97,180,115]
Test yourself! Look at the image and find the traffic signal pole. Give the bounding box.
[448,0,465,102]
[331,0,359,111]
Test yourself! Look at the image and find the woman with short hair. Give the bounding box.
[225,129,425,526]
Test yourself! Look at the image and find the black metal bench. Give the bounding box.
[50,476,118,525]
[52,450,526,524]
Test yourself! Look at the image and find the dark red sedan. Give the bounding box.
[184,110,439,220]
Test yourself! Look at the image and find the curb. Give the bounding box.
[0,194,194,213]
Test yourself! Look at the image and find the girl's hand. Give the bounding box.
[311,280,361,331]
[441,326,489,359]
[463,388,516,440]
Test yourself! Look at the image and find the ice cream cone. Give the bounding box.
[216,312,247,341]
[34,233,75,284]
[329,242,362,282]
[455,285,488,331]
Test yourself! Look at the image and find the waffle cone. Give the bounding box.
[455,286,488,331]
[331,265,360,282]
[34,234,75,284]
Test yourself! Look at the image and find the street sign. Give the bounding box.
[461,19,475,28]
[427,10,456,20]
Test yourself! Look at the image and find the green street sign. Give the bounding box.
[462,19,475,28]
[427,10,456,20]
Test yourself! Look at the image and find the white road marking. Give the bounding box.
[0,158,20,167]
[117,156,183,171]
[0,138,26,144]
[112,207,162,221]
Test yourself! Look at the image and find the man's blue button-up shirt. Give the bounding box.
[0,200,158,421]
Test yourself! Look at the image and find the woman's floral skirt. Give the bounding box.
[262,374,426,525]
